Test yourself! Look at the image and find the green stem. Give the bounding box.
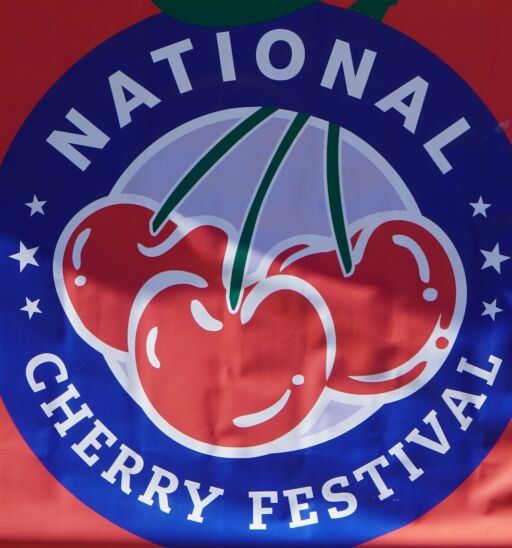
[349,0,399,21]
[228,113,310,310]
[327,123,353,276]
[152,107,354,308]
[152,106,277,233]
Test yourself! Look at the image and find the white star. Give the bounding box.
[469,196,491,217]
[9,242,39,272]
[25,195,47,216]
[481,244,510,274]
[482,299,503,321]
[20,298,42,319]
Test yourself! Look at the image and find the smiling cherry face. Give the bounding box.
[278,218,459,395]
[61,200,229,352]
[132,236,330,448]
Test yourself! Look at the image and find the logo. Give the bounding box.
[1,3,510,545]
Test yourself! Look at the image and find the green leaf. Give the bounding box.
[152,0,319,27]
[349,0,399,21]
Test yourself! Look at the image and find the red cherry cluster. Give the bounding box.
[276,219,457,395]
[61,201,228,352]
[60,199,457,448]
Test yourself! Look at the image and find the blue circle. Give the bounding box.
[1,5,511,546]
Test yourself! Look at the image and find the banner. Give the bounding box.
[1,1,511,546]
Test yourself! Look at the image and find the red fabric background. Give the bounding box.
[0,1,510,545]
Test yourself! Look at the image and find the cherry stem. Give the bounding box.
[228,113,310,311]
[151,106,353,307]
[151,106,278,234]
[326,123,353,276]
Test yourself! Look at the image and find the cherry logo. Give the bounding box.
[54,109,466,455]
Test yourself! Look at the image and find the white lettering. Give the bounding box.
[109,70,161,128]
[388,442,424,481]
[71,419,117,466]
[249,491,278,530]
[256,29,305,81]
[321,476,357,519]
[217,31,236,82]
[405,410,450,454]
[26,353,68,393]
[457,355,502,387]
[184,480,224,524]
[283,486,319,528]
[101,444,144,495]
[353,456,394,501]
[46,109,110,171]
[442,389,486,431]
[40,384,93,437]
[151,39,194,93]
[138,465,179,514]
[321,39,376,99]
[375,76,429,134]
[424,117,470,174]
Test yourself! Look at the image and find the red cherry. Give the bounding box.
[278,218,458,395]
[132,227,329,448]
[60,200,228,352]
